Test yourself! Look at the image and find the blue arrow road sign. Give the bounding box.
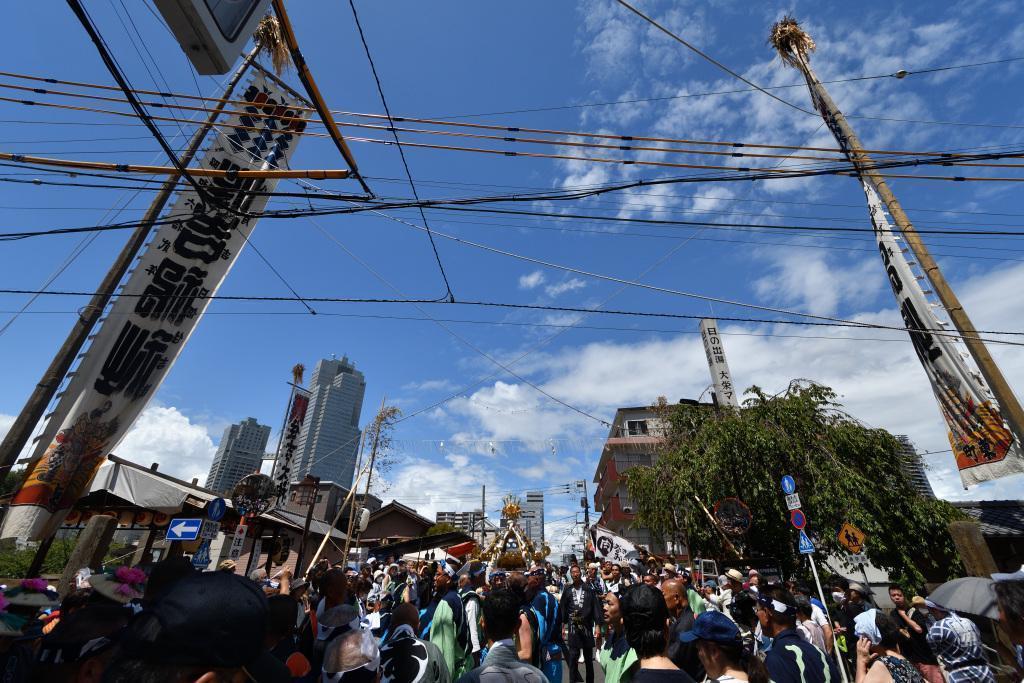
[781,475,796,495]
[206,497,226,522]
[798,529,815,554]
[166,518,202,541]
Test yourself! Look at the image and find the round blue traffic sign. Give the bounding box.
[206,497,226,522]
[781,475,796,495]
[790,509,807,530]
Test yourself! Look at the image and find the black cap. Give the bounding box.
[119,572,288,682]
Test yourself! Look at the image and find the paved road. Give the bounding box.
[561,653,606,683]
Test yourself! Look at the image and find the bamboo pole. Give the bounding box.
[771,19,1024,448]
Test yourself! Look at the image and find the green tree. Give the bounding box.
[623,381,962,587]
[426,522,459,536]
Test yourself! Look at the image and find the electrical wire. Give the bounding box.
[5,290,1019,342]
[614,0,814,116]
[4,69,1024,162]
[347,0,454,302]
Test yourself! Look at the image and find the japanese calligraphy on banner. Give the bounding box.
[273,389,310,498]
[700,319,739,408]
[864,182,1024,486]
[2,74,310,540]
[589,526,640,563]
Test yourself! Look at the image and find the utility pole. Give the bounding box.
[342,397,386,562]
[0,46,260,478]
[480,485,486,547]
[770,19,1024,445]
[578,480,591,555]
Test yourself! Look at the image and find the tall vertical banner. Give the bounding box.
[864,182,1024,486]
[273,388,310,498]
[2,74,310,540]
[700,319,740,408]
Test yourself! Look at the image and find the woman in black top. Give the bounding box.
[619,584,695,683]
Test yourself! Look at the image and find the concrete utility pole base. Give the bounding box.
[57,514,117,597]
[947,520,998,576]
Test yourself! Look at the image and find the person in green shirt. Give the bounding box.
[600,589,639,683]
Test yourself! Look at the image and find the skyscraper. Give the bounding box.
[897,435,935,498]
[291,356,366,486]
[205,417,271,494]
[522,491,545,547]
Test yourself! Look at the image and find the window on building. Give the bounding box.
[625,420,648,436]
[290,492,296,501]
[316,494,323,503]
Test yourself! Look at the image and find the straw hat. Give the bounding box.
[89,567,147,605]
[4,579,59,609]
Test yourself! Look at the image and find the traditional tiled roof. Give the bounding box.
[951,500,1024,537]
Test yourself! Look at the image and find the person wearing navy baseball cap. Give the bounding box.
[678,611,769,683]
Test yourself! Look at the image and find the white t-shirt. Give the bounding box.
[809,603,829,628]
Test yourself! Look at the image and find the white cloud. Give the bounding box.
[754,250,884,316]
[372,454,500,521]
[518,270,547,290]
[545,278,588,298]
[114,405,217,484]
[444,262,1024,503]
[0,406,217,486]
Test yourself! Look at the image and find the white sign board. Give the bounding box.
[229,524,248,561]
[785,493,801,510]
[200,519,220,541]
[700,319,739,407]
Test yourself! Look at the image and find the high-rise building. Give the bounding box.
[436,510,484,532]
[897,435,935,497]
[522,491,545,547]
[291,356,366,486]
[205,417,271,494]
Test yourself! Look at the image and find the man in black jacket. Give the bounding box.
[663,578,705,682]
[559,564,602,683]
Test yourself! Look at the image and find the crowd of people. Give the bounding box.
[0,553,1021,683]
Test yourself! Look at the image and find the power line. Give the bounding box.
[346,0,454,303]
[3,289,1021,341]
[615,0,814,116]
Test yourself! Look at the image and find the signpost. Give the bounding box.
[191,539,212,570]
[166,518,202,542]
[838,522,867,554]
[838,522,872,594]
[229,523,247,561]
[778,474,849,683]
[200,520,219,541]
[790,509,807,530]
[798,530,815,554]
[781,475,796,495]
[206,498,226,522]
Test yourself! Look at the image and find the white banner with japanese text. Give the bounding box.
[2,74,310,540]
[700,318,739,407]
[589,525,639,563]
[864,181,1024,486]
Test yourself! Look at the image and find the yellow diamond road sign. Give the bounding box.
[838,522,867,554]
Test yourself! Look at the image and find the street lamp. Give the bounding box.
[293,475,320,578]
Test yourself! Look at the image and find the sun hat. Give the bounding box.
[748,569,760,577]
[910,595,927,609]
[89,567,148,605]
[725,569,744,583]
[4,578,60,609]
[679,610,741,644]
[0,593,26,637]
[854,609,881,644]
[663,563,678,574]
[991,565,1024,582]
[217,559,237,572]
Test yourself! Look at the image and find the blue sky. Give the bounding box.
[2,1,1024,553]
